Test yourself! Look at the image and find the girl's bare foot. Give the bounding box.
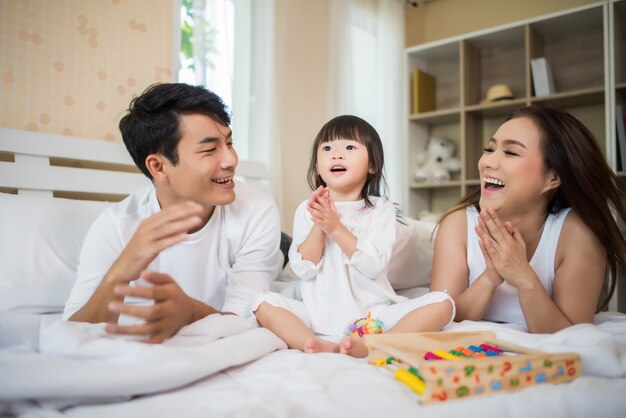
[339,337,369,358]
[304,336,340,353]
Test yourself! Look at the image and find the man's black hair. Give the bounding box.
[119,83,230,179]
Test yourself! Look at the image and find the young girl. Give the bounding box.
[430,106,626,333]
[253,115,454,357]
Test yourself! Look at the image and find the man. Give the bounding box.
[63,83,281,343]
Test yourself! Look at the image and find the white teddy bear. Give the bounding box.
[414,137,461,182]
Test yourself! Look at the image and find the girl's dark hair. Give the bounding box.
[119,83,230,179]
[440,106,626,311]
[307,115,388,206]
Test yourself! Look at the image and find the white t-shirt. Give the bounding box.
[63,181,281,321]
[466,205,571,326]
[289,196,405,335]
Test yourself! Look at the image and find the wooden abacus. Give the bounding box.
[364,331,581,404]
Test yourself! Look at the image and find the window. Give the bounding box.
[179,0,235,109]
[176,0,277,199]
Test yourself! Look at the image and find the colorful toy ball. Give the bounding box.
[346,313,384,337]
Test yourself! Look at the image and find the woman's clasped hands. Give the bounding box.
[475,207,537,290]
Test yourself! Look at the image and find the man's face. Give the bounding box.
[157,113,238,212]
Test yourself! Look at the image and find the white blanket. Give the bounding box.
[0,313,286,409]
[2,313,626,417]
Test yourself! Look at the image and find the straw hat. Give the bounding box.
[480,84,514,104]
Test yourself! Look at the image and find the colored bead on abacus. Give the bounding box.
[425,344,501,361]
[408,367,424,381]
[456,346,486,358]
[480,343,503,354]
[433,350,460,360]
[394,369,426,395]
[424,351,442,360]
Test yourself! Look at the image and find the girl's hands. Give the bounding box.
[307,186,327,209]
[475,208,535,289]
[307,186,341,236]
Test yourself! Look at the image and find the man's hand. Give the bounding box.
[107,201,204,286]
[68,201,208,325]
[105,271,209,343]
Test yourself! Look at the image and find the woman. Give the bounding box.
[430,106,626,333]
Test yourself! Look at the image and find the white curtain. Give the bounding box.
[328,0,406,208]
[176,0,278,202]
[233,0,279,202]
[177,0,273,161]
[181,0,235,107]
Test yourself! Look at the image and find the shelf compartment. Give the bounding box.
[461,27,526,107]
[529,6,604,94]
[557,103,606,157]
[407,42,461,111]
[408,118,462,187]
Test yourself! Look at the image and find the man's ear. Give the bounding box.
[146,154,167,181]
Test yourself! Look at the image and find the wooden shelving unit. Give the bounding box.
[404,0,626,311]
[404,2,621,216]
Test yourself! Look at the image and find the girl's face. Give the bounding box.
[316,138,373,201]
[478,117,559,214]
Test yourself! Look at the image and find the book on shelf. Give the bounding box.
[617,105,626,172]
[412,68,435,114]
[530,57,556,97]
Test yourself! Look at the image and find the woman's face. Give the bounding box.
[478,116,558,214]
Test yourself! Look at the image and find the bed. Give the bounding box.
[1,128,626,417]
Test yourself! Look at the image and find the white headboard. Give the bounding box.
[0,127,270,200]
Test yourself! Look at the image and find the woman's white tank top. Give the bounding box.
[466,206,571,326]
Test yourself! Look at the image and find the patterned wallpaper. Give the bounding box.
[0,0,175,142]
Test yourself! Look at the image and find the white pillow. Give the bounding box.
[274,217,436,294]
[387,217,436,290]
[0,193,110,312]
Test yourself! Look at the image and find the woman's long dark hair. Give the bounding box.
[440,106,626,311]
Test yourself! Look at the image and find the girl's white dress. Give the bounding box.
[254,196,453,336]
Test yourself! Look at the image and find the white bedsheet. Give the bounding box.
[0,313,286,414]
[2,313,626,418]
